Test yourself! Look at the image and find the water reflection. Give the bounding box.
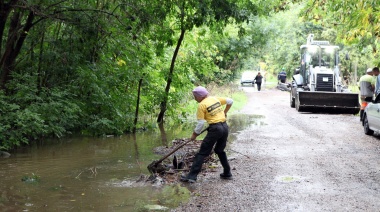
[0,113,264,211]
[228,114,266,134]
[159,123,168,147]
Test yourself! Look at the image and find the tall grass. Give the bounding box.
[203,83,247,114]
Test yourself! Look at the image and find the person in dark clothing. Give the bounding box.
[254,72,263,91]
[278,69,286,83]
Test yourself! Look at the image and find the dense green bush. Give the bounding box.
[0,85,82,150]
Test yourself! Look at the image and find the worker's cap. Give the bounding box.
[192,86,209,98]
[367,68,373,73]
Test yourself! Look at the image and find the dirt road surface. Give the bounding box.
[172,87,380,212]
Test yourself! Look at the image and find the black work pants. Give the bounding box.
[256,82,262,91]
[187,122,231,180]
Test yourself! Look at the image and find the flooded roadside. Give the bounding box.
[0,114,265,211]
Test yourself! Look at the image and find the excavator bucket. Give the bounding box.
[296,91,360,114]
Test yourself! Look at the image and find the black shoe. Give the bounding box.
[180,175,196,183]
[220,173,232,180]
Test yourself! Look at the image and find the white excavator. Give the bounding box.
[290,34,360,114]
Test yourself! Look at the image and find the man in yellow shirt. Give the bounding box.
[181,86,233,183]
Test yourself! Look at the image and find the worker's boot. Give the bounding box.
[217,152,232,180]
[185,154,205,182]
[220,173,233,180]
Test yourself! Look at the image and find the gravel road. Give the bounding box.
[172,87,380,212]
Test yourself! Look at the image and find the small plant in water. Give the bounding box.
[21,173,40,183]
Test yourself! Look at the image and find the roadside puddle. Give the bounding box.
[276,175,303,183]
[228,114,266,133]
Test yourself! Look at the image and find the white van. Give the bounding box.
[240,71,255,86]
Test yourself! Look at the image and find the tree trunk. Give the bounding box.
[156,28,186,123]
[158,122,168,147]
[0,10,20,90]
[0,10,34,90]
[133,78,143,133]
[37,31,45,92]
[0,0,20,54]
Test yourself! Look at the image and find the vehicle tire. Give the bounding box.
[290,91,295,108]
[363,114,374,135]
[359,110,364,122]
[295,93,303,112]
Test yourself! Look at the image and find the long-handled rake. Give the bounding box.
[147,128,208,176]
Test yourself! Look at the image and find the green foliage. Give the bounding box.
[238,3,307,78]
[301,0,380,66]
[237,2,377,83]
[0,0,299,150]
[72,65,131,135]
[0,73,82,150]
[0,92,27,150]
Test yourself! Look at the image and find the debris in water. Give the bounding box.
[21,173,40,183]
[146,138,218,185]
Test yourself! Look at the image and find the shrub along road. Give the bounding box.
[173,86,380,211]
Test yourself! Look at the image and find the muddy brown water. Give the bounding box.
[0,114,265,211]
